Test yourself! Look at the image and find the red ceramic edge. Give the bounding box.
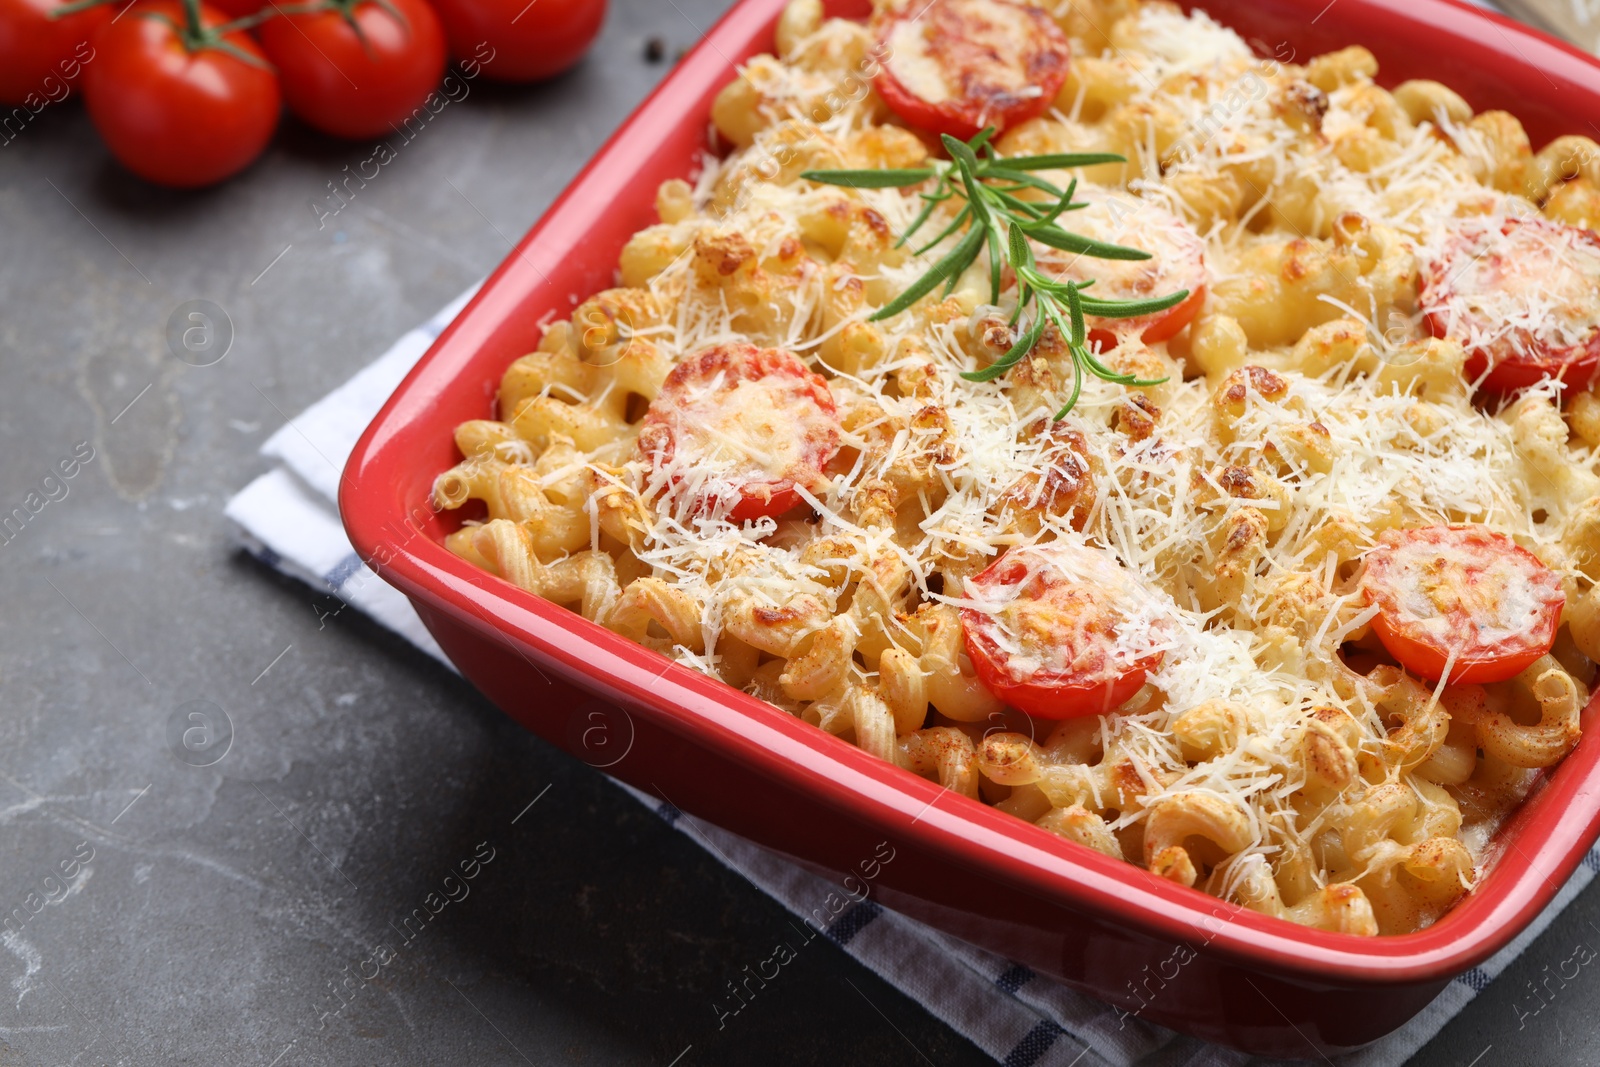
[341,0,1600,993]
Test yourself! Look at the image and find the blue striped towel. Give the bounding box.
[225,286,1599,1067]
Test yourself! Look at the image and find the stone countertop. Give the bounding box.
[0,1,1588,1063]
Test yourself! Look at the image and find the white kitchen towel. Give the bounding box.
[225,287,1600,1067]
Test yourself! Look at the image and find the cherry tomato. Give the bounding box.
[960,544,1164,719]
[82,0,279,188]
[255,0,445,141]
[873,0,1071,143]
[1419,216,1600,392]
[205,0,263,17]
[1037,187,1207,350]
[0,0,110,106]
[639,343,841,523]
[1358,525,1564,685]
[429,0,603,83]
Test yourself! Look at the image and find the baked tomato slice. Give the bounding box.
[873,0,1071,143]
[639,343,841,522]
[959,544,1165,719]
[1037,188,1206,349]
[1419,216,1600,392]
[1358,525,1564,685]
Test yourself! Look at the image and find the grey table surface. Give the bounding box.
[0,0,1592,1064]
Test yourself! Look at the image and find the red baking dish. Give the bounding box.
[341,0,1600,1055]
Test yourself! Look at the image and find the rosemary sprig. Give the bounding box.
[800,128,1188,419]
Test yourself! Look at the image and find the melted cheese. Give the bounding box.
[1372,531,1559,647]
[671,375,812,480]
[1425,216,1600,359]
[1040,188,1206,308]
[885,20,956,104]
[884,0,1045,105]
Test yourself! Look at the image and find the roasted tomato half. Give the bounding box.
[639,343,841,522]
[873,0,1071,142]
[1358,524,1564,684]
[1037,187,1207,350]
[1419,215,1600,392]
[960,543,1165,718]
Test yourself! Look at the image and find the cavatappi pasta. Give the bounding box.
[434,0,1600,936]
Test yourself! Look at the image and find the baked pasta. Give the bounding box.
[433,0,1600,937]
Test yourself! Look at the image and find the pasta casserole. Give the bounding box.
[432,0,1600,937]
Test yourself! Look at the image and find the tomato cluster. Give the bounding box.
[1,0,605,187]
